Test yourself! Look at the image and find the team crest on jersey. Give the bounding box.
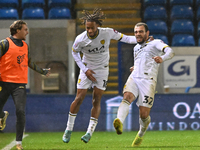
[0,86,2,91]
[100,40,105,45]
[78,79,81,83]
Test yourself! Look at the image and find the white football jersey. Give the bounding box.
[131,39,169,81]
[72,27,122,70]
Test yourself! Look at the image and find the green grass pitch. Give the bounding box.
[0,130,200,150]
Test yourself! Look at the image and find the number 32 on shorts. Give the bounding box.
[143,95,153,105]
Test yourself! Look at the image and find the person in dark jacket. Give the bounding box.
[0,20,50,150]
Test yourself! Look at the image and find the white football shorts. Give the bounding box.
[123,76,156,108]
[77,67,109,90]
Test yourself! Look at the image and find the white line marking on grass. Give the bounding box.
[2,134,29,150]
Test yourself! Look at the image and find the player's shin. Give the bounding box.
[63,112,77,143]
[66,112,77,131]
[138,116,151,137]
[113,99,130,134]
[86,117,98,136]
[117,99,131,123]
[81,117,98,143]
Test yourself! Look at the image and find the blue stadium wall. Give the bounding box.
[2,94,200,132]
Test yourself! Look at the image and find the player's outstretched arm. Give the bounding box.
[28,59,51,76]
[120,34,137,44]
[43,68,51,77]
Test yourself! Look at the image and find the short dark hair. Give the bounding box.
[135,22,149,32]
[80,8,106,26]
[10,20,27,36]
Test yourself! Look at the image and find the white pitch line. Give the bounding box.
[2,134,29,150]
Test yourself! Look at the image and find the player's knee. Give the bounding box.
[123,92,135,102]
[92,97,101,106]
[140,114,149,120]
[73,95,85,106]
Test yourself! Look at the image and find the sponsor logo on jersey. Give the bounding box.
[17,54,25,64]
[88,45,105,53]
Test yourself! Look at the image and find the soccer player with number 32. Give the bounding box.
[113,22,175,147]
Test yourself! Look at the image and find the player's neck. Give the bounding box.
[87,29,99,39]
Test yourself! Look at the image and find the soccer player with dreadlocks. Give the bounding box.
[62,8,138,143]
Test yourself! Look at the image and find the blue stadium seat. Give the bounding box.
[22,8,45,19]
[22,0,45,9]
[146,20,168,35]
[48,0,71,9]
[197,0,200,7]
[198,38,200,46]
[143,0,167,8]
[152,34,168,44]
[0,0,19,8]
[172,34,195,46]
[170,19,194,35]
[197,21,200,37]
[170,0,193,7]
[0,8,18,19]
[48,8,71,19]
[170,5,194,21]
[144,6,167,22]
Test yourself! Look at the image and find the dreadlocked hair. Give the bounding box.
[80,8,106,26]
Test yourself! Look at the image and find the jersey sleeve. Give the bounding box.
[0,39,9,57]
[106,28,122,40]
[120,34,137,44]
[160,47,175,61]
[154,39,169,52]
[28,59,48,75]
[72,35,82,52]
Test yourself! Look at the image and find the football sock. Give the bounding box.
[86,117,98,136]
[16,141,22,145]
[138,116,151,137]
[117,99,131,123]
[66,112,77,131]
